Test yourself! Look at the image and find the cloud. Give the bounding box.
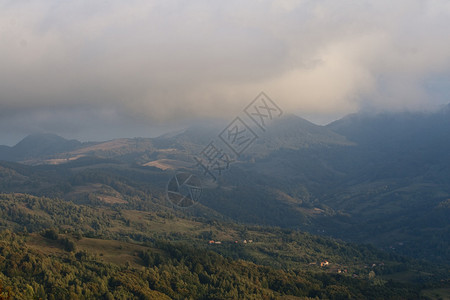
[1,0,449,143]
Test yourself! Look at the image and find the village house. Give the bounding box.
[208,240,221,245]
[320,260,329,267]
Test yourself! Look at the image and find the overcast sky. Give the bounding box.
[1,0,449,145]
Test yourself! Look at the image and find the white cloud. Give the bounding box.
[0,0,449,142]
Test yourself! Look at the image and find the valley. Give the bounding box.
[0,108,449,299]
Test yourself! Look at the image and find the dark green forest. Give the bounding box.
[0,110,450,299]
[0,193,446,299]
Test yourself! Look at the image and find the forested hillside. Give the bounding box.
[1,109,450,298]
[0,193,445,299]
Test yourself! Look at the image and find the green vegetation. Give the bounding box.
[0,229,425,299]
[1,110,450,267]
[0,193,447,299]
[1,110,450,298]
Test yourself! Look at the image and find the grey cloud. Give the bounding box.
[1,0,449,144]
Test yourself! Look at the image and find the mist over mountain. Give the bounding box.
[0,107,449,298]
[0,108,449,264]
[2,1,450,297]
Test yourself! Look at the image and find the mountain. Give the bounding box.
[245,114,352,157]
[0,133,82,162]
[0,114,349,167]
[327,109,450,166]
[162,109,450,263]
[0,109,450,297]
[315,110,450,261]
[0,109,449,266]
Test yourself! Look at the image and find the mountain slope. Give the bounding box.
[247,114,352,157]
[0,193,443,299]
[0,133,82,162]
[0,108,449,265]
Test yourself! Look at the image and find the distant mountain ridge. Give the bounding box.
[0,114,352,164]
[0,107,450,264]
[0,133,83,162]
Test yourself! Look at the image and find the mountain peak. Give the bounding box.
[9,133,82,161]
[15,133,71,146]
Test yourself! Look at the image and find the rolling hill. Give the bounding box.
[0,193,446,299]
[0,108,449,266]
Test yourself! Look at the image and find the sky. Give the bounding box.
[1,0,450,145]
